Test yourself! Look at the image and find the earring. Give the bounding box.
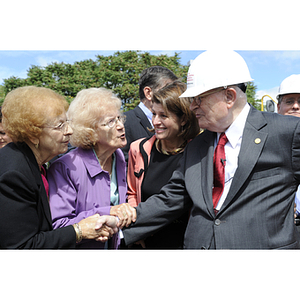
[35,142,39,149]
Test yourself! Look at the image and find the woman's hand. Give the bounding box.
[110,203,136,229]
[94,215,119,242]
[77,214,118,242]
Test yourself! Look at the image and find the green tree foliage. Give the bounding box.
[0,85,5,106]
[1,50,260,110]
[246,81,260,110]
[1,51,188,111]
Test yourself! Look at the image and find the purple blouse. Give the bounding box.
[48,147,127,249]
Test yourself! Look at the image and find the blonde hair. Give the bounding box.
[67,88,122,149]
[2,86,68,142]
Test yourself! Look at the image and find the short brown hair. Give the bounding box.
[2,86,68,142]
[138,66,178,100]
[151,80,200,141]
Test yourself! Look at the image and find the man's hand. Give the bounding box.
[110,203,137,229]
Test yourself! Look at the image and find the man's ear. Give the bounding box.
[143,86,152,101]
[225,88,237,108]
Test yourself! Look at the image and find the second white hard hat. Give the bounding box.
[277,74,300,100]
[180,50,253,98]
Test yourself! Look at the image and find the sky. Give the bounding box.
[1,50,300,108]
[1,1,300,112]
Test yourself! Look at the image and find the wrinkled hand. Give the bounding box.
[78,214,118,242]
[110,203,136,229]
[94,215,119,242]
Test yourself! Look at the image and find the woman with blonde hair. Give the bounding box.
[0,86,117,249]
[48,87,135,249]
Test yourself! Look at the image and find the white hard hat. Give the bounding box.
[180,50,253,98]
[277,74,300,100]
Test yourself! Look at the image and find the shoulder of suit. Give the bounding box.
[0,142,39,182]
[124,109,134,116]
[124,105,142,116]
[3,142,34,164]
[185,130,214,150]
[261,109,300,125]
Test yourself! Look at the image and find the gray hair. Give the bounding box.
[68,88,122,149]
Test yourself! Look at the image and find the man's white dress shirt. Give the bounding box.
[215,103,250,211]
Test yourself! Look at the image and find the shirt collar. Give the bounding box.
[78,148,103,177]
[219,103,250,148]
[138,102,153,125]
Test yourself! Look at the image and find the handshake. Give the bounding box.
[74,203,137,243]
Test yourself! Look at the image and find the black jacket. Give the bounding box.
[122,106,154,163]
[0,142,75,249]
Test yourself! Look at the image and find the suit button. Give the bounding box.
[215,219,221,226]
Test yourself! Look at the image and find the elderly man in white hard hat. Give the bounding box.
[122,50,300,249]
[277,74,300,228]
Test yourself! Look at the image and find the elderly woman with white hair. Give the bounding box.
[48,88,136,249]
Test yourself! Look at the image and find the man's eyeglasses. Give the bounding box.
[192,87,227,106]
[101,115,126,128]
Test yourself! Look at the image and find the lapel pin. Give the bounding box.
[254,138,261,144]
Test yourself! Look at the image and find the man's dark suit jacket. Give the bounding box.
[0,142,75,249]
[123,106,300,249]
[122,105,154,162]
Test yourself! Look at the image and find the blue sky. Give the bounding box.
[1,50,300,105]
[1,1,299,110]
